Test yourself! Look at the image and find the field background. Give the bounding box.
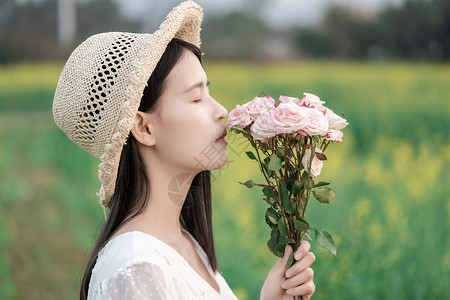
[0,61,449,300]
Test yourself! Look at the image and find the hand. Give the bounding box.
[260,241,315,300]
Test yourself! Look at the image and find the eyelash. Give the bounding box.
[193,87,210,103]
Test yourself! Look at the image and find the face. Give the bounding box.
[144,48,229,173]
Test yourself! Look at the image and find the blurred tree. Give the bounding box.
[202,11,270,61]
[287,26,331,59]
[380,0,449,60]
[0,0,140,63]
[1,0,448,63]
[0,0,58,63]
[76,0,140,43]
[288,0,450,61]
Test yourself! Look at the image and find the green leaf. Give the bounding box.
[313,187,336,204]
[278,218,287,236]
[265,207,279,225]
[268,153,282,171]
[301,170,309,184]
[245,151,257,160]
[314,229,336,255]
[273,243,285,258]
[263,197,274,206]
[285,252,295,268]
[286,179,294,191]
[262,187,273,198]
[285,146,294,157]
[313,181,330,188]
[279,237,295,244]
[267,227,279,252]
[276,146,285,157]
[262,157,271,177]
[286,201,296,214]
[294,217,309,231]
[292,180,304,195]
[242,131,254,143]
[238,180,255,189]
[230,124,243,132]
[280,184,290,208]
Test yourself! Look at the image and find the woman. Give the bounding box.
[53,1,315,299]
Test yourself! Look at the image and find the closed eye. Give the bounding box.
[193,99,201,103]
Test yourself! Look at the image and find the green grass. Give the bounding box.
[0,61,449,300]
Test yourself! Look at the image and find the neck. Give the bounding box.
[132,160,198,245]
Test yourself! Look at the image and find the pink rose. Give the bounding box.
[226,104,252,129]
[301,147,323,178]
[324,108,348,130]
[324,129,343,142]
[279,95,302,106]
[302,107,330,136]
[269,102,308,134]
[242,96,275,122]
[250,111,277,142]
[301,93,326,112]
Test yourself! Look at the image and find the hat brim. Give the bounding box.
[96,0,203,209]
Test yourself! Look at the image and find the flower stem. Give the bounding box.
[302,136,316,218]
[252,138,289,232]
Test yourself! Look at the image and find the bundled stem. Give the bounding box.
[232,124,338,300]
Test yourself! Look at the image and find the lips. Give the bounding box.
[216,128,227,141]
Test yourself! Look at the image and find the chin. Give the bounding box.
[201,151,228,171]
[192,144,229,171]
[213,152,228,170]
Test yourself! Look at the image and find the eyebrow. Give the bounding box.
[183,80,210,94]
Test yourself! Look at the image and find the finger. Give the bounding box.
[286,280,315,297]
[285,252,315,278]
[295,240,311,261]
[303,293,314,300]
[273,244,293,273]
[281,244,293,263]
[282,267,314,289]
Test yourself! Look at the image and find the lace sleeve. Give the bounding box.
[100,261,173,299]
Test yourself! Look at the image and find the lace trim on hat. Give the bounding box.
[96,34,149,209]
[96,1,203,210]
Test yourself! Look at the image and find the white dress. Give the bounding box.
[87,228,239,300]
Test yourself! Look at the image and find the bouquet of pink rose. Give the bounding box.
[226,92,348,270]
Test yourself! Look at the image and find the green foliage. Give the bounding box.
[268,153,282,172]
[314,229,337,256]
[294,217,310,231]
[245,151,257,160]
[288,0,450,60]
[313,187,336,204]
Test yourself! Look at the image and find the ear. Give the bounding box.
[130,111,156,147]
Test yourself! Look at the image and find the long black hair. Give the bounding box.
[80,38,217,299]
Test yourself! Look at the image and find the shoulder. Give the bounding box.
[89,260,173,299]
[88,232,175,299]
[96,231,170,270]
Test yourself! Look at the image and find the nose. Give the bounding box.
[212,96,228,121]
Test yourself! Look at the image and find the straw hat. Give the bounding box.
[52,1,203,210]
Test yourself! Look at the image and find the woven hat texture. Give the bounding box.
[52,0,203,209]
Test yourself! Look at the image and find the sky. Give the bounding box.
[112,0,406,29]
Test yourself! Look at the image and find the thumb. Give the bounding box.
[274,244,293,271]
